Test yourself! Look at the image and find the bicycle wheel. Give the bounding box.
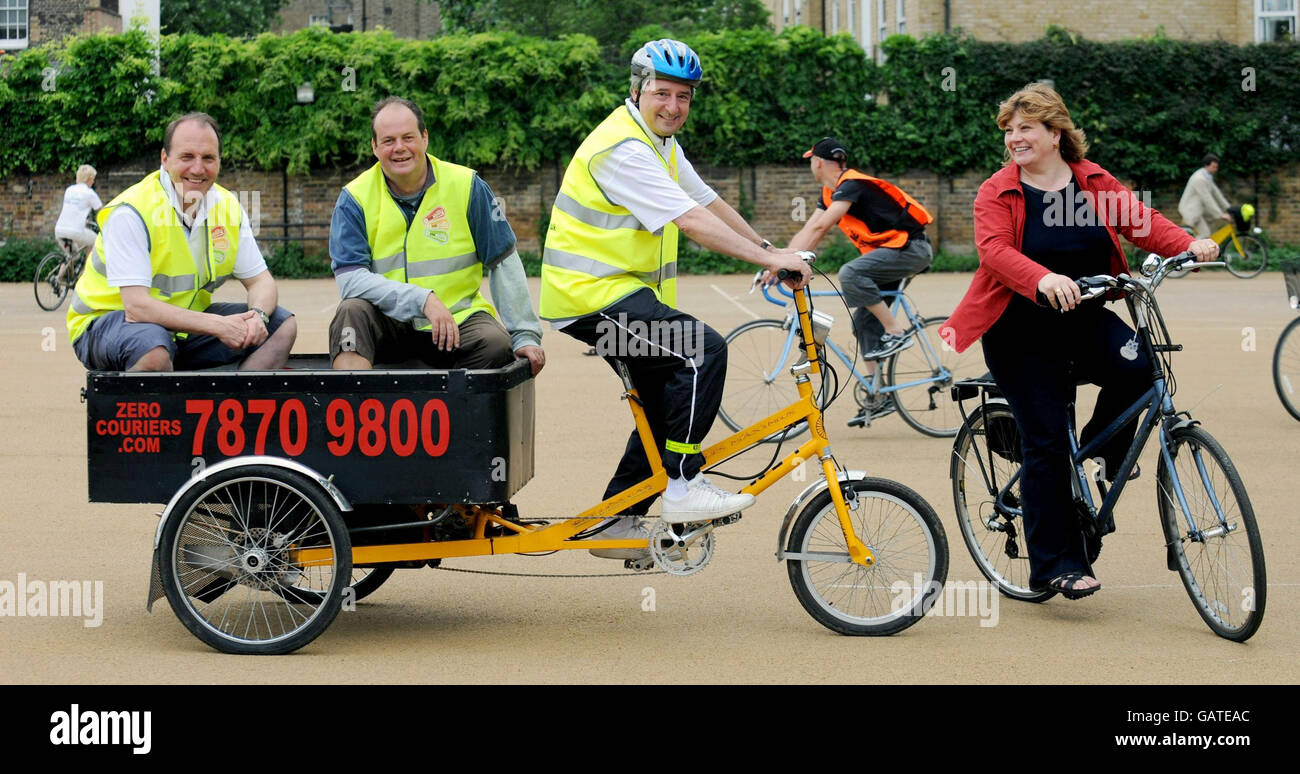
[33,252,69,311]
[720,318,824,442]
[1272,317,1300,421]
[1224,235,1267,279]
[950,400,1052,602]
[1157,426,1265,641]
[786,477,948,635]
[159,465,352,654]
[887,315,985,438]
[278,565,395,605]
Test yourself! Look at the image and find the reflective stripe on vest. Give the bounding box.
[67,171,243,343]
[823,169,933,252]
[343,156,495,329]
[539,104,680,321]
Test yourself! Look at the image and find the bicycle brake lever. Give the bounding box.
[749,270,763,293]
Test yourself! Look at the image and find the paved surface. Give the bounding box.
[1,271,1295,683]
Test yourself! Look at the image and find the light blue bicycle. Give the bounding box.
[720,274,985,439]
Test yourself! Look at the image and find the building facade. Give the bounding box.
[763,1,1297,60]
[1,0,128,51]
[270,0,441,37]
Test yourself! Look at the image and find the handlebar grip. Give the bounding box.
[777,269,793,281]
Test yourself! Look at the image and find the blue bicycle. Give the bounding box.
[720,275,984,439]
[949,252,1265,641]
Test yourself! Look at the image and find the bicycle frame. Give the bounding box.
[973,281,1234,540]
[295,286,876,569]
[759,282,950,399]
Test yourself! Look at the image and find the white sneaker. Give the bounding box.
[660,474,755,524]
[587,517,650,560]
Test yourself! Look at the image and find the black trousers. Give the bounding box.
[560,289,727,515]
[982,303,1152,588]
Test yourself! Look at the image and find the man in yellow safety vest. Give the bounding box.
[67,112,297,371]
[328,97,544,375]
[540,39,810,558]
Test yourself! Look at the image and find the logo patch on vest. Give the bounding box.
[424,206,451,244]
[210,226,229,264]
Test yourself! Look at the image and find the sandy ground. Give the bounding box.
[0,271,1295,684]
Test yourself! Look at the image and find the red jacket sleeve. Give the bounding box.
[973,179,1051,300]
[1095,173,1194,257]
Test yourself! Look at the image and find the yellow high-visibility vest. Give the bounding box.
[540,104,679,321]
[344,155,495,329]
[67,170,243,343]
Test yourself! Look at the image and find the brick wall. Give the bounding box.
[6,158,1298,259]
[932,0,1252,43]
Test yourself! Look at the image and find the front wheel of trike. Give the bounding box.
[159,464,352,655]
[786,477,948,635]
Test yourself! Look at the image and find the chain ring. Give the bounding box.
[648,519,715,577]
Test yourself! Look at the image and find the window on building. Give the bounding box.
[878,0,887,62]
[832,0,840,34]
[1258,0,1297,41]
[862,0,872,59]
[795,0,804,25]
[309,14,330,26]
[897,0,906,34]
[0,0,27,50]
[783,0,791,27]
[847,0,855,39]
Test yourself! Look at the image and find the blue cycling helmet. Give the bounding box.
[630,39,703,96]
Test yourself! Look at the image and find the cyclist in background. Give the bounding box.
[787,137,934,427]
[1178,153,1232,239]
[54,164,102,281]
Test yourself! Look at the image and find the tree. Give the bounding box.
[161,0,290,37]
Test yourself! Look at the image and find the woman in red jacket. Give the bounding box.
[942,83,1218,599]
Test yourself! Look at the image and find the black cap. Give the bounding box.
[802,137,848,161]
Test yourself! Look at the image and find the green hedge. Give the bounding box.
[2,26,1296,186]
[0,238,59,283]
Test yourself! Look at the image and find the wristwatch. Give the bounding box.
[249,306,271,327]
[758,239,773,250]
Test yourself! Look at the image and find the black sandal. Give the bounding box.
[1036,572,1101,600]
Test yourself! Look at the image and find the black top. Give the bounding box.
[817,177,925,236]
[997,177,1114,327]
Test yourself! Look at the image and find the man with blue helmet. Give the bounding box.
[541,39,811,559]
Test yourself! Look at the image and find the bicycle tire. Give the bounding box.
[1272,316,1300,421]
[720,318,825,442]
[887,316,984,438]
[786,477,948,635]
[33,251,70,311]
[1156,426,1266,641]
[1224,235,1267,279]
[949,400,1053,602]
[159,465,351,654]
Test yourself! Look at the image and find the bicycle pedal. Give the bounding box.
[624,557,657,572]
[711,513,742,527]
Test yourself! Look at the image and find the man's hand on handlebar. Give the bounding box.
[1037,272,1081,311]
[762,251,813,290]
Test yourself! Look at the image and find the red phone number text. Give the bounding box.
[185,398,450,458]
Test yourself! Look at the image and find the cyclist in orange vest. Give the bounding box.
[788,137,934,426]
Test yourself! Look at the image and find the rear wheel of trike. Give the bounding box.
[159,464,352,655]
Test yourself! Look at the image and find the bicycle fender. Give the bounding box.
[775,470,866,560]
[147,456,352,612]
